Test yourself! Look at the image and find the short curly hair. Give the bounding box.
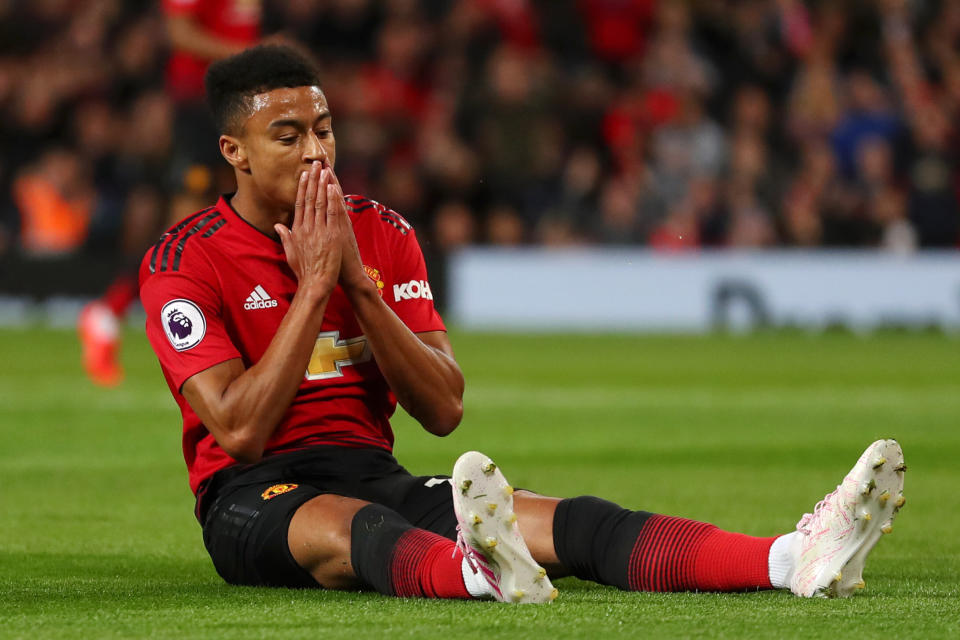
[205,45,322,134]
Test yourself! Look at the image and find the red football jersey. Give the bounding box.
[163,0,261,102]
[139,195,445,495]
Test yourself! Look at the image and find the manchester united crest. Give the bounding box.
[364,265,385,297]
[261,484,299,500]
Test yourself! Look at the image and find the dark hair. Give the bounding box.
[205,45,322,134]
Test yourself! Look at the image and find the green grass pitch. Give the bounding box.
[2,328,959,639]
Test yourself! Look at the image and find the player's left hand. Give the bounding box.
[326,170,374,294]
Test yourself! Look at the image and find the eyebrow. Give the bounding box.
[267,110,331,130]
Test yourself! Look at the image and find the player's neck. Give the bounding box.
[229,188,291,238]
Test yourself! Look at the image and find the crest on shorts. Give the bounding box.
[364,265,385,297]
[261,483,299,501]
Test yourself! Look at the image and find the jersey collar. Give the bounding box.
[216,194,285,253]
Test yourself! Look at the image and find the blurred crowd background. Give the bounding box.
[2,0,960,269]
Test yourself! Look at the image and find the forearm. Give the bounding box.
[205,284,330,460]
[345,284,464,435]
[185,163,344,461]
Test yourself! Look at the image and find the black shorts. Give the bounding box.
[199,446,457,588]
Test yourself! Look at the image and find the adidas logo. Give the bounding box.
[244,285,279,310]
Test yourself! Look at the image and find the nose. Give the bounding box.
[302,130,327,165]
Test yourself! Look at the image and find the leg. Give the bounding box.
[343,459,555,603]
[286,494,367,589]
[390,452,774,600]
[474,463,773,593]
[506,439,906,597]
[203,480,482,599]
[512,492,565,576]
[530,493,775,592]
[341,500,480,599]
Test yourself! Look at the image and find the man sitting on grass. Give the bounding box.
[140,45,906,602]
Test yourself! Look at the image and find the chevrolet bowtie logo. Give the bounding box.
[306,331,371,380]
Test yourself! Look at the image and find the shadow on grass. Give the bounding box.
[2,551,377,610]
[2,550,792,607]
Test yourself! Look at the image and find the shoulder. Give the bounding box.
[139,205,232,297]
[141,206,229,277]
[345,194,413,237]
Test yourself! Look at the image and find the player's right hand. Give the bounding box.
[275,161,342,297]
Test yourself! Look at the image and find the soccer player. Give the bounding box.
[140,46,906,602]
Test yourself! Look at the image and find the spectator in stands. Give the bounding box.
[719,130,778,248]
[12,148,96,256]
[536,147,603,246]
[1,0,959,376]
[905,104,959,247]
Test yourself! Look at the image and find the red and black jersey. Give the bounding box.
[139,195,444,495]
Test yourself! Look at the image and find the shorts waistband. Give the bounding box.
[195,445,400,523]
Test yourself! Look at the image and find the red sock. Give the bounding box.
[628,515,775,591]
[102,274,138,317]
[389,529,471,599]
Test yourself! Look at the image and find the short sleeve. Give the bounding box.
[385,227,446,333]
[141,268,241,391]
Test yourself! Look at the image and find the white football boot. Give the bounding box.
[790,439,906,597]
[452,451,558,604]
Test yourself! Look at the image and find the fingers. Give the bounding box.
[302,161,322,234]
[327,165,343,190]
[274,223,294,261]
[325,183,340,230]
[327,168,348,222]
[314,165,330,232]
[293,170,308,230]
[328,179,345,208]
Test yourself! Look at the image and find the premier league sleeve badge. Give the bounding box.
[160,299,207,351]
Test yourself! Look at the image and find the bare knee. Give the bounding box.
[287,494,369,589]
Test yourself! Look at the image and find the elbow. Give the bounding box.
[424,398,463,437]
[218,427,265,463]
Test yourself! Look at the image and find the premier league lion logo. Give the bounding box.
[167,309,193,339]
[161,299,206,351]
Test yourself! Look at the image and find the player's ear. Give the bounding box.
[219,134,250,173]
